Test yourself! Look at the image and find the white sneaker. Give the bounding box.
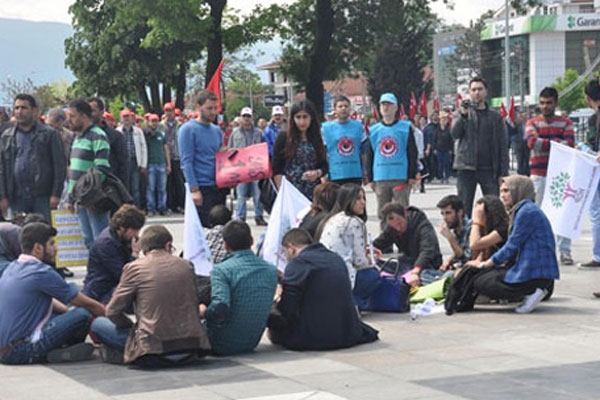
[515,288,548,314]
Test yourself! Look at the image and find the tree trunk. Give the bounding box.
[162,83,171,106]
[137,83,152,113]
[149,82,161,113]
[306,0,334,121]
[175,62,187,110]
[205,0,226,86]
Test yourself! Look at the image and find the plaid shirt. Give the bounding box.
[205,249,277,355]
[490,200,559,283]
[206,225,227,264]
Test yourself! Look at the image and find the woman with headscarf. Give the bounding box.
[474,175,559,313]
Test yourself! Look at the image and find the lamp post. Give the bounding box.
[504,0,511,108]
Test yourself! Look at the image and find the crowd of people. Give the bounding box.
[0,75,600,368]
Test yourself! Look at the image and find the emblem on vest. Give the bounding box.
[337,137,355,156]
[379,137,398,158]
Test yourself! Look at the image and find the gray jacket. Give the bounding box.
[228,126,263,150]
[451,105,509,178]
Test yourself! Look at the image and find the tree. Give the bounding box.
[1,77,34,105]
[224,64,273,121]
[553,69,588,114]
[445,17,489,91]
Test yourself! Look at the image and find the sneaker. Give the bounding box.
[57,267,74,278]
[578,260,600,269]
[560,253,574,266]
[593,292,600,298]
[98,345,125,365]
[47,342,94,363]
[515,288,548,314]
[255,217,268,226]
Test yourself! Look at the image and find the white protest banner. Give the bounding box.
[261,177,311,271]
[541,142,600,240]
[51,210,88,267]
[183,184,213,275]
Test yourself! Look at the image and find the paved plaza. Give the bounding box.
[2,179,600,400]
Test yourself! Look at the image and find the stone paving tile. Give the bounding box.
[238,392,348,400]
[200,377,313,399]
[249,358,359,378]
[112,387,228,400]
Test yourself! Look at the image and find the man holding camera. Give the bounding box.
[451,77,509,218]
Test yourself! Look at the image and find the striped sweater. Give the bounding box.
[68,125,110,194]
[525,115,574,177]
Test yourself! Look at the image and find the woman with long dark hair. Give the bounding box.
[318,184,381,309]
[299,182,340,238]
[467,195,509,263]
[272,100,328,200]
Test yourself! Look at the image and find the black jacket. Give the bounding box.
[268,243,378,351]
[0,121,65,201]
[373,206,442,270]
[100,121,128,184]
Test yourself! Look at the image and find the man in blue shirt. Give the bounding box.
[199,220,277,355]
[365,93,418,217]
[178,90,227,226]
[322,95,365,185]
[263,106,287,157]
[0,223,105,364]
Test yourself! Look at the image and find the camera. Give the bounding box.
[461,99,471,109]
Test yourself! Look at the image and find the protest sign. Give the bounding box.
[183,184,213,275]
[542,142,600,240]
[51,210,88,267]
[261,177,311,271]
[215,142,272,188]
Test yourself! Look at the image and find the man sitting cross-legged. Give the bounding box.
[436,195,471,271]
[91,225,211,366]
[268,228,378,350]
[199,220,277,355]
[0,223,105,364]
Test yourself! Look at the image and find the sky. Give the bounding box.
[0,0,506,26]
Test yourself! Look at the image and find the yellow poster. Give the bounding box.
[51,210,89,267]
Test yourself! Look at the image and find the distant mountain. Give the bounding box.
[0,17,280,104]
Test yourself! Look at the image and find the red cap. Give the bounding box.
[119,109,132,118]
[103,111,115,120]
[163,102,175,111]
[149,114,160,122]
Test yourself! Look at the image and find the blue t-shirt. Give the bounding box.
[369,120,410,181]
[0,259,79,347]
[322,120,364,181]
[178,120,223,187]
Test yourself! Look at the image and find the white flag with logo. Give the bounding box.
[261,177,311,271]
[183,184,213,275]
[542,142,600,240]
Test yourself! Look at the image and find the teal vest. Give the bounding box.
[369,120,410,181]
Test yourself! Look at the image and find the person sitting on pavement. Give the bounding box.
[206,205,233,265]
[90,225,211,366]
[82,204,146,303]
[465,195,508,265]
[0,221,22,278]
[267,228,378,350]
[474,175,559,313]
[199,220,278,355]
[299,182,340,239]
[318,184,382,309]
[373,202,443,287]
[0,222,105,365]
[436,195,471,272]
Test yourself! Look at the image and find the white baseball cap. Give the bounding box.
[240,107,253,116]
[272,106,284,116]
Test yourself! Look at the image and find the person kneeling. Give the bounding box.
[268,228,378,350]
[475,176,558,313]
[91,225,211,366]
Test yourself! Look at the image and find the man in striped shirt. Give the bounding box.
[66,99,111,249]
[525,87,575,265]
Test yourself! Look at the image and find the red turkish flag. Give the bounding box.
[456,93,463,110]
[500,102,508,119]
[372,105,379,121]
[419,92,428,119]
[409,92,417,120]
[399,104,406,119]
[206,58,225,113]
[433,92,440,112]
[508,97,515,124]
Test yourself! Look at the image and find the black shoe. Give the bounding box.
[560,253,574,265]
[578,260,600,269]
[47,343,94,363]
[58,267,74,278]
[255,217,268,226]
[99,345,125,364]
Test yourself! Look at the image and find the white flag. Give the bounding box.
[261,177,311,271]
[183,184,213,275]
[542,142,600,240]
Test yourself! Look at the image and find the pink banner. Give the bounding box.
[215,142,272,188]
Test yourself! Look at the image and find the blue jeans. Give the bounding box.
[12,195,51,222]
[235,181,263,220]
[127,162,142,208]
[436,151,451,181]
[78,207,109,249]
[353,267,383,310]
[147,164,167,213]
[590,182,600,262]
[90,317,129,352]
[0,308,92,365]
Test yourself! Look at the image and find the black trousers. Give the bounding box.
[456,169,499,218]
[473,267,553,302]
[167,160,185,211]
[197,186,227,227]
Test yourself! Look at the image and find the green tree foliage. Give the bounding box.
[553,69,588,114]
[224,64,273,122]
